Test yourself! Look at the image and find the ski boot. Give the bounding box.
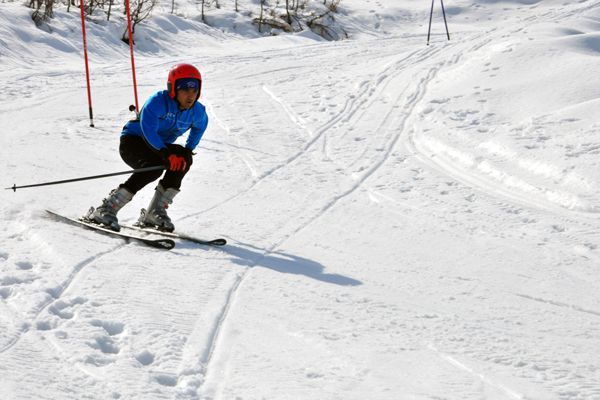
[86,186,134,231]
[136,184,179,232]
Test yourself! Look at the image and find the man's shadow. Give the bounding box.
[218,241,362,287]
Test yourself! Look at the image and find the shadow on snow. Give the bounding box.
[221,241,362,287]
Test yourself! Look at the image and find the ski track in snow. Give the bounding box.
[0,217,133,400]
[429,344,525,400]
[192,30,543,398]
[3,0,600,398]
[0,215,131,357]
[185,44,448,397]
[4,32,409,399]
[194,4,600,396]
[407,1,600,223]
[185,41,441,221]
[402,2,600,276]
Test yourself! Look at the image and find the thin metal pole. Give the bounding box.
[427,0,435,46]
[6,166,164,192]
[79,0,94,127]
[440,0,450,40]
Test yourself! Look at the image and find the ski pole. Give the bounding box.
[427,0,435,45]
[440,0,450,41]
[5,165,164,192]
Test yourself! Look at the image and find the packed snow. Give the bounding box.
[1,0,600,399]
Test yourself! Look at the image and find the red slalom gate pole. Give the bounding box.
[124,0,140,117]
[79,0,94,127]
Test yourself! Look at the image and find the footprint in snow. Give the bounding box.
[15,261,33,270]
[48,297,87,320]
[0,287,12,299]
[87,336,120,355]
[135,350,155,366]
[48,301,75,320]
[36,320,56,331]
[90,319,124,336]
[154,374,177,387]
[82,353,113,367]
[1,276,18,286]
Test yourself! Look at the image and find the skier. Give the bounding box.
[87,63,208,232]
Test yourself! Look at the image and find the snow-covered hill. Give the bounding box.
[1,0,600,399]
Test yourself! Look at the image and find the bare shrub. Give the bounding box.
[29,0,55,26]
[122,0,157,44]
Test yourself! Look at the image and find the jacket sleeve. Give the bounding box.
[185,106,209,150]
[140,94,167,151]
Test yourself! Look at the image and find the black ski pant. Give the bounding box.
[119,135,192,194]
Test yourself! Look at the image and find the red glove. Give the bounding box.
[167,154,187,172]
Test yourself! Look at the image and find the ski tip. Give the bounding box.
[210,238,227,246]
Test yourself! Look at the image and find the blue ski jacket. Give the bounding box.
[121,90,208,151]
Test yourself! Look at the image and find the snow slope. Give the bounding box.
[1,0,600,399]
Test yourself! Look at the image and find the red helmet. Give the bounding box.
[167,63,202,99]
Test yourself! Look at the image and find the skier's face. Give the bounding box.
[176,88,199,110]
